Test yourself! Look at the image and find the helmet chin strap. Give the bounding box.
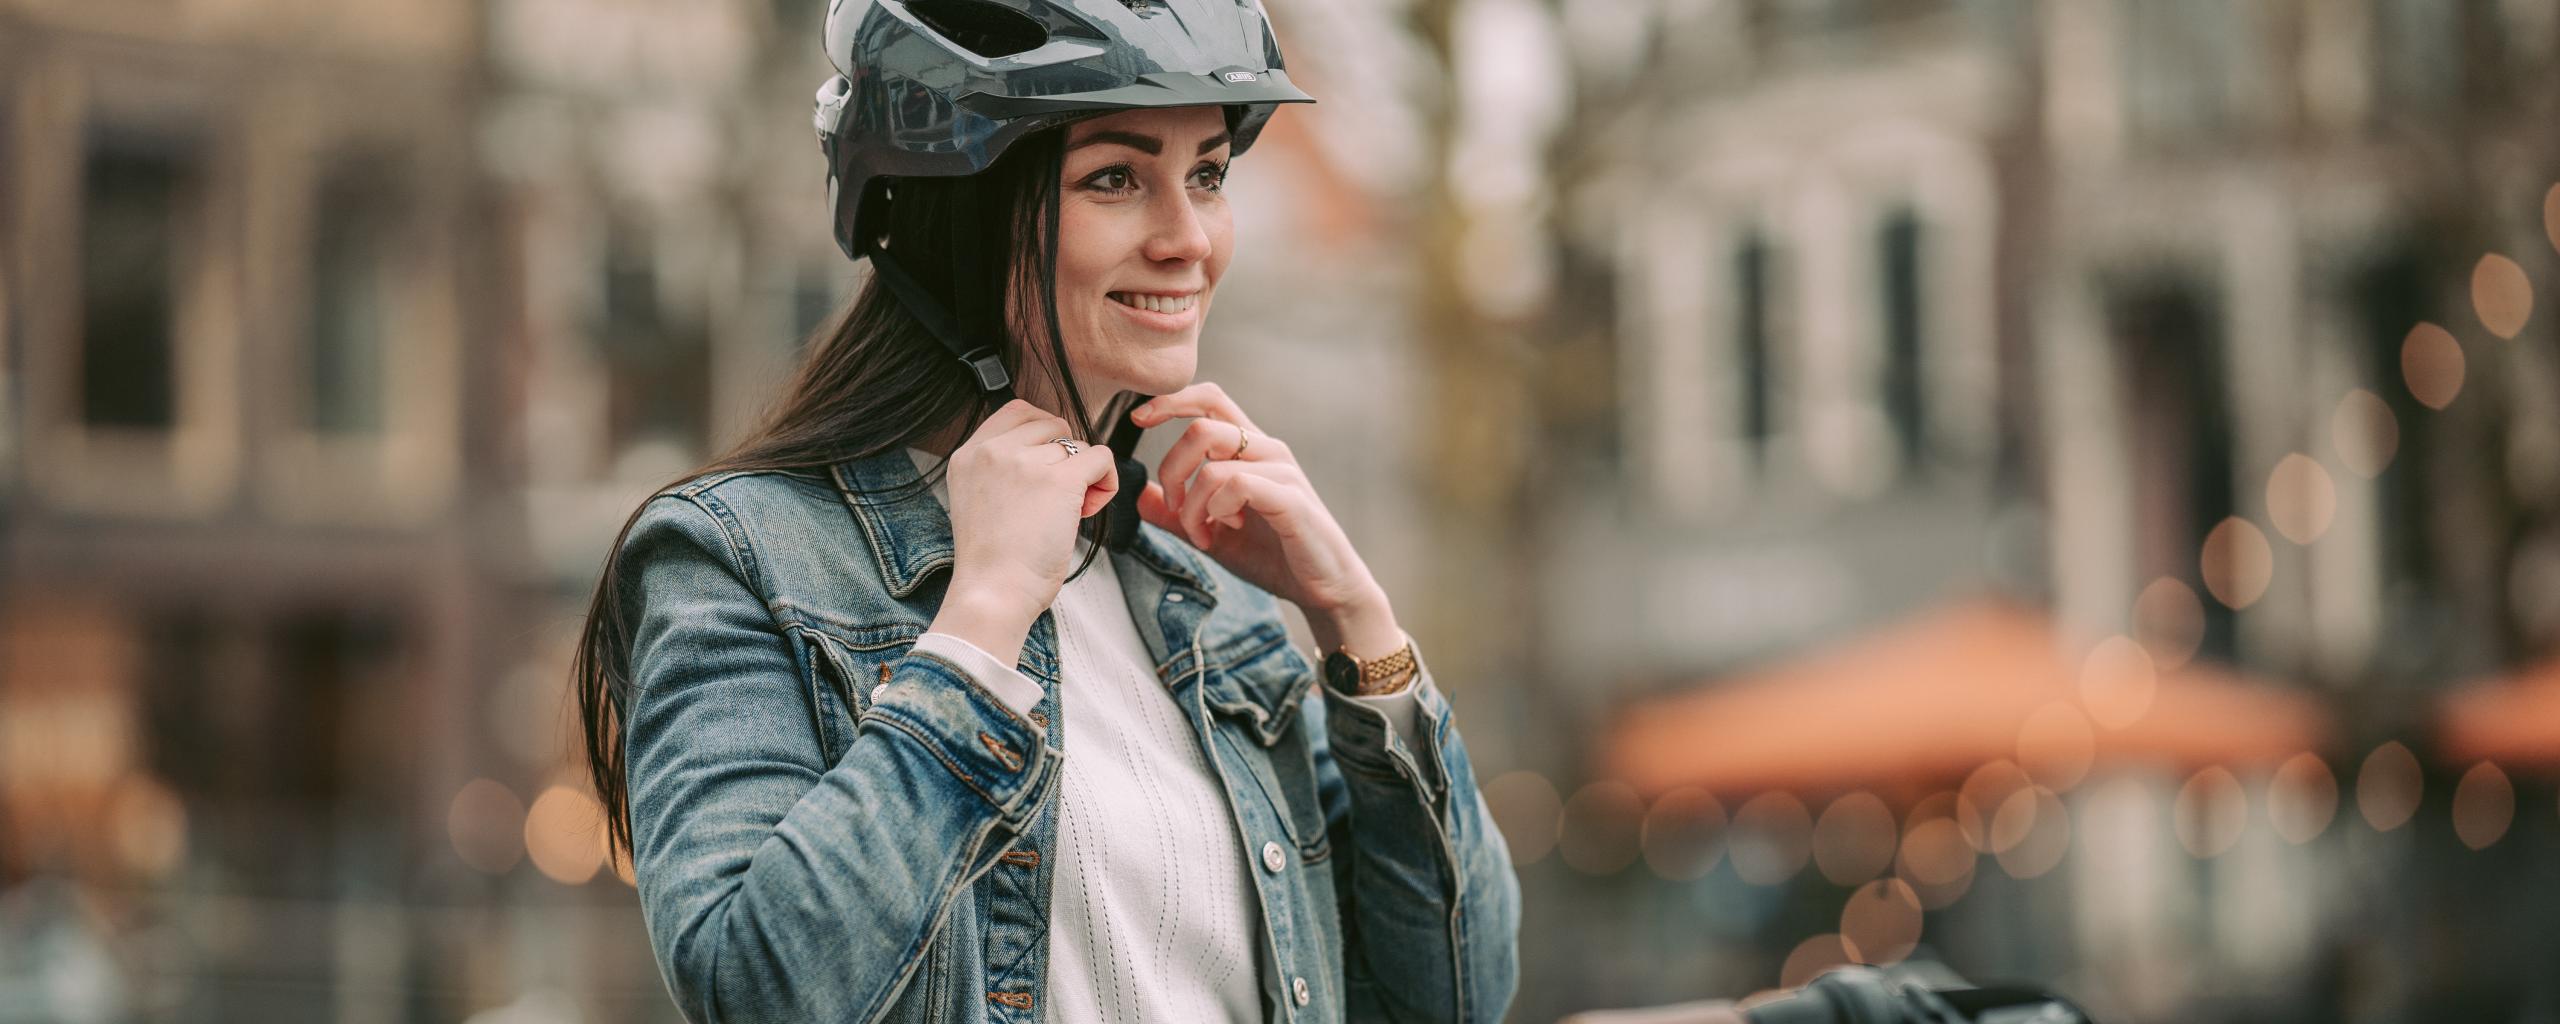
[867,236,1153,553]
[864,245,1014,397]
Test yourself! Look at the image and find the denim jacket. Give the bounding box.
[616,448,1521,1023]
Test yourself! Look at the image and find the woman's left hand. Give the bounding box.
[1129,383,1394,638]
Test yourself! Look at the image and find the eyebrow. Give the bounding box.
[1067,129,1234,157]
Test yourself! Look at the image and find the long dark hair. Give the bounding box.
[573,125,1117,867]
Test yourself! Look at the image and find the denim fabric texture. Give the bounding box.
[616,448,1521,1023]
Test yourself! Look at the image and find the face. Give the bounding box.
[1037,106,1235,416]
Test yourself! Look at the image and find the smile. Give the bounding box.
[1108,291,1199,314]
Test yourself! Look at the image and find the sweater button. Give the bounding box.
[1291,976,1310,1006]
[1261,841,1285,873]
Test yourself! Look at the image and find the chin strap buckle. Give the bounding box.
[960,346,1011,392]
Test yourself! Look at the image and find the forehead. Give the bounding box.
[1064,106,1229,148]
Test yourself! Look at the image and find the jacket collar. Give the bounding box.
[829,447,1220,604]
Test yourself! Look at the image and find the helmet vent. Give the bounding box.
[907,0,1049,59]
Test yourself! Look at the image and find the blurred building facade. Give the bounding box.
[0,0,518,1019]
[1513,1,2560,1022]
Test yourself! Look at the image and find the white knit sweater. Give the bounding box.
[900,448,1421,1021]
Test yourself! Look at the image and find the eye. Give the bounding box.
[1080,165,1138,194]
[1190,161,1230,192]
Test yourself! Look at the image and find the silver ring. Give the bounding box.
[1046,436,1082,458]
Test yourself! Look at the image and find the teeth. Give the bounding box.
[1111,292,1195,314]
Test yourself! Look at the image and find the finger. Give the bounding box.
[1067,444,1118,517]
[995,412,1080,452]
[1178,460,1229,548]
[1136,480,1181,535]
[971,398,1049,442]
[1130,381,1255,433]
[1155,417,1245,514]
[1202,465,1302,534]
[1180,460,1264,548]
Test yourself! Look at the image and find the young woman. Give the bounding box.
[571,2,1520,1021]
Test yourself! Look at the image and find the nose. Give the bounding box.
[1139,189,1212,266]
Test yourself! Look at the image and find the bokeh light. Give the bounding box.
[1640,787,1727,881]
[1896,795,1976,908]
[1482,770,1563,866]
[1811,791,1897,886]
[2400,322,2466,410]
[2201,518,2275,610]
[1956,760,2034,851]
[1990,787,2070,879]
[2077,635,2158,730]
[2546,183,2560,255]
[526,784,607,885]
[1839,879,1923,966]
[2265,454,2337,545]
[2470,253,2532,339]
[1729,792,1814,886]
[2331,389,2401,479]
[2357,742,2423,832]
[2451,762,2515,851]
[449,778,528,874]
[2266,753,2338,845]
[1778,933,1853,990]
[1559,780,1645,874]
[2132,577,2207,670]
[2172,767,2248,859]
[2017,703,2095,792]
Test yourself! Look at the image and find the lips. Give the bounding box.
[1107,291,1199,314]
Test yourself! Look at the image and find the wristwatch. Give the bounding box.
[1321,634,1418,697]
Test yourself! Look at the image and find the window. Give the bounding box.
[2371,0,2463,114]
[79,137,192,431]
[306,160,397,436]
[601,229,711,457]
[2118,0,2250,145]
[2107,277,2236,662]
[1734,232,1778,470]
[1878,208,1926,470]
[2351,245,2439,600]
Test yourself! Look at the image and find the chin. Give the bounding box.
[1117,347,1199,397]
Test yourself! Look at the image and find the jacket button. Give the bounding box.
[1261,841,1285,873]
[1166,592,1185,602]
[1291,976,1310,1006]
[870,683,887,702]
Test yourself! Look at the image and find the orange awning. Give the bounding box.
[2438,658,2560,767]
[1601,598,2330,798]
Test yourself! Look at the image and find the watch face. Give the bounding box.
[1322,650,1361,692]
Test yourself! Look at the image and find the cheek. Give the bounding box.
[1052,203,1120,296]
[1204,207,1235,284]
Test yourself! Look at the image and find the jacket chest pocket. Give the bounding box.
[797,625,918,765]
[1208,642,1332,863]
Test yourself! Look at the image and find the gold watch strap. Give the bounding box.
[1345,636,1418,696]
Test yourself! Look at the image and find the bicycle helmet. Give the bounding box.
[812,0,1315,391]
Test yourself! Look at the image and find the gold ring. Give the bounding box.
[1228,424,1252,460]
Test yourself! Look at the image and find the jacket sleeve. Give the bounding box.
[618,493,1060,1024]
[1308,634,1522,1023]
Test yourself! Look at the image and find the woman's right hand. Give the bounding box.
[932,399,1119,665]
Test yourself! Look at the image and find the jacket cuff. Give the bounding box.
[912,631,1047,716]
[1321,636,1452,807]
[863,648,1057,828]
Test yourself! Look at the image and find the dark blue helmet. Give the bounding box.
[814,0,1317,262]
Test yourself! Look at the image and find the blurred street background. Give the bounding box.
[4,0,2559,1021]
